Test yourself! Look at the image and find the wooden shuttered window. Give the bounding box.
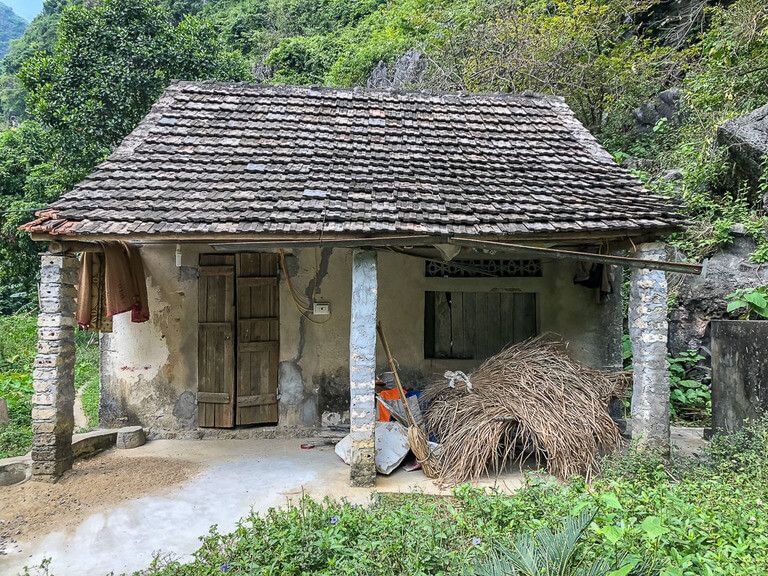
[424,291,537,361]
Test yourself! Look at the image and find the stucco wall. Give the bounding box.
[100,244,199,430]
[99,244,622,433]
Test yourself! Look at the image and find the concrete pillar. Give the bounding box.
[349,249,377,487]
[32,253,78,482]
[629,242,670,454]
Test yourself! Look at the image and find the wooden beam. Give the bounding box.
[48,240,102,253]
[450,237,702,275]
[209,235,442,250]
[31,227,677,245]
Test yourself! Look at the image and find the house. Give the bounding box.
[22,82,695,485]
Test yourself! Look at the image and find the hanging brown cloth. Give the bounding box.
[77,242,150,331]
[103,242,150,323]
[77,252,112,332]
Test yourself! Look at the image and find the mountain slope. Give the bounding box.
[1,0,43,23]
[0,2,27,58]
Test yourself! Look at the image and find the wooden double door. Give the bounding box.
[197,253,279,428]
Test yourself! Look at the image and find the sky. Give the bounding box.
[1,0,44,22]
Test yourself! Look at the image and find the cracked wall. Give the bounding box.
[100,245,622,433]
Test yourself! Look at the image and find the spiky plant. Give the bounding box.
[473,511,656,576]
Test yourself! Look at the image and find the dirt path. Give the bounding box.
[73,386,88,430]
[0,450,201,555]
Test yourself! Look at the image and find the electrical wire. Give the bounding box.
[278,248,332,325]
[279,249,311,312]
[277,204,333,325]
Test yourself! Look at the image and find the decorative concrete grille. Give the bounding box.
[425,259,542,278]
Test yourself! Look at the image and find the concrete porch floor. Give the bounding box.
[0,437,525,576]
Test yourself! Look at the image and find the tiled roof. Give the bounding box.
[22,82,684,239]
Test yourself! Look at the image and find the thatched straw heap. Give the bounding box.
[423,336,628,484]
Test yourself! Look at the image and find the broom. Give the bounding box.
[376,322,438,478]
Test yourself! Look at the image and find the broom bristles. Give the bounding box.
[408,425,439,478]
[423,335,628,485]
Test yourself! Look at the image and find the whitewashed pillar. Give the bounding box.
[349,249,377,486]
[32,252,78,481]
[629,243,670,454]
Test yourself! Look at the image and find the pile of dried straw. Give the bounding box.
[423,336,628,484]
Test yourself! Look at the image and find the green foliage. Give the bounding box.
[725,285,768,319]
[0,313,100,457]
[0,0,252,313]
[435,0,671,133]
[267,34,347,84]
[132,420,768,576]
[619,0,768,263]
[621,338,709,425]
[0,120,74,314]
[667,350,709,425]
[74,330,100,429]
[20,0,250,161]
[0,313,36,457]
[0,0,64,124]
[473,511,650,576]
[202,0,386,60]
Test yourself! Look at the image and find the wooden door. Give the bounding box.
[197,255,235,428]
[236,253,279,425]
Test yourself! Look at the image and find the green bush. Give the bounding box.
[620,337,710,426]
[0,313,100,457]
[725,286,768,320]
[621,0,768,263]
[133,420,768,576]
[667,350,710,425]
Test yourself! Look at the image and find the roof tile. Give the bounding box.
[22,82,684,238]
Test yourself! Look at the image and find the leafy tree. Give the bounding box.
[20,0,250,166]
[0,0,252,312]
[0,121,74,313]
[427,0,674,133]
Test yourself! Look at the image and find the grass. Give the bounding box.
[0,313,100,458]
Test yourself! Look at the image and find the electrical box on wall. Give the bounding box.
[313,302,331,315]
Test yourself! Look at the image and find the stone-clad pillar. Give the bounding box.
[629,243,670,454]
[349,249,377,487]
[32,252,78,482]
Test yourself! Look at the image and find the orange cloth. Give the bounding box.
[77,242,150,331]
[377,388,402,421]
[76,252,112,332]
[102,242,150,323]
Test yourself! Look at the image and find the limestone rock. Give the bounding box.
[116,426,146,449]
[391,48,427,88]
[634,88,682,132]
[366,60,389,89]
[366,48,427,90]
[718,103,768,203]
[669,231,768,359]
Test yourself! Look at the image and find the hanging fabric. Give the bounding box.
[77,242,150,332]
[77,252,112,332]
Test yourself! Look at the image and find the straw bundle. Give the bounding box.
[423,336,628,484]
